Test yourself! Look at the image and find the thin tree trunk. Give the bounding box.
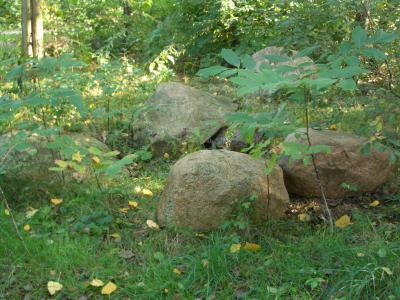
[21,0,32,57]
[30,0,44,58]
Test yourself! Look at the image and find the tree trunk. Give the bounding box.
[30,0,44,58]
[21,0,32,57]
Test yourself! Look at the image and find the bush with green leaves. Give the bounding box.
[198,26,399,167]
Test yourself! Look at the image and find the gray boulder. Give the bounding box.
[157,150,290,232]
[131,82,237,157]
[0,132,111,193]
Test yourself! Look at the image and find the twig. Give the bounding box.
[303,87,334,233]
[0,184,30,253]
[384,60,400,98]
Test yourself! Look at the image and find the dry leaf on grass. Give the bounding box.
[47,281,63,295]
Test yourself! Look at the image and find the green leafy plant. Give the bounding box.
[197,26,398,232]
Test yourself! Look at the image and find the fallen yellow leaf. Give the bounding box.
[4,209,10,216]
[329,124,338,130]
[382,267,393,276]
[128,201,139,208]
[202,259,209,269]
[369,200,380,207]
[90,279,104,287]
[23,224,31,231]
[47,281,63,295]
[26,207,39,219]
[142,189,153,197]
[335,215,352,228]
[134,186,142,194]
[173,268,183,275]
[72,151,83,162]
[230,243,241,253]
[110,233,121,239]
[91,156,101,165]
[243,242,262,252]
[101,281,117,295]
[146,219,160,230]
[357,252,365,257]
[195,233,207,239]
[119,207,130,213]
[163,288,169,294]
[163,153,170,160]
[50,198,63,206]
[298,213,311,222]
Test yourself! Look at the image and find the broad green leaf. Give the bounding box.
[361,48,386,60]
[295,46,319,58]
[196,65,228,78]
[104,154,136,176]
[352,26,367,48]
[241,54,256,70]
[337,79,357,91]
[218,69,238,78]
[6,65,24,81]
[370,30,398,44]
[307,78,336,90]
[221,49,240,67]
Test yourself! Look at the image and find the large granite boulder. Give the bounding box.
[131,82,237,157]
[280,129,393,199]
[252,46,316,75]
[252,47,316,96]
[157,150,290,232]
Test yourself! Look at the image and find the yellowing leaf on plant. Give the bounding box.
[50,198,63,206]
[230,243,241,253]
[369,200,380,207]
[72,151,83,162]
[173,268,183,275]
[382,267,393,276]
[335,215,352,228]
[119,207,129,213]
[142,189,153,197]
[91,156,101,165]
[101,281,117,295]
[47,281,63,295]
[298,213,311,222]
[163,288,169,294]
[26,207,39,219]
[23,224,31,231]
[357,252,365,257]
[128,201,139,208]
[146,219,160,230]
[329,124,338,130]
[163,153,170,160]
[4,209,10,216]
[243,242,262,252]
[90,279,104,287]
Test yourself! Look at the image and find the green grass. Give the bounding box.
[1,159,400,299]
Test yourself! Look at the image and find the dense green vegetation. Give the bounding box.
[1,0,399,299]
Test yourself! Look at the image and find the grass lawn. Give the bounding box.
[1,158,399,299]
